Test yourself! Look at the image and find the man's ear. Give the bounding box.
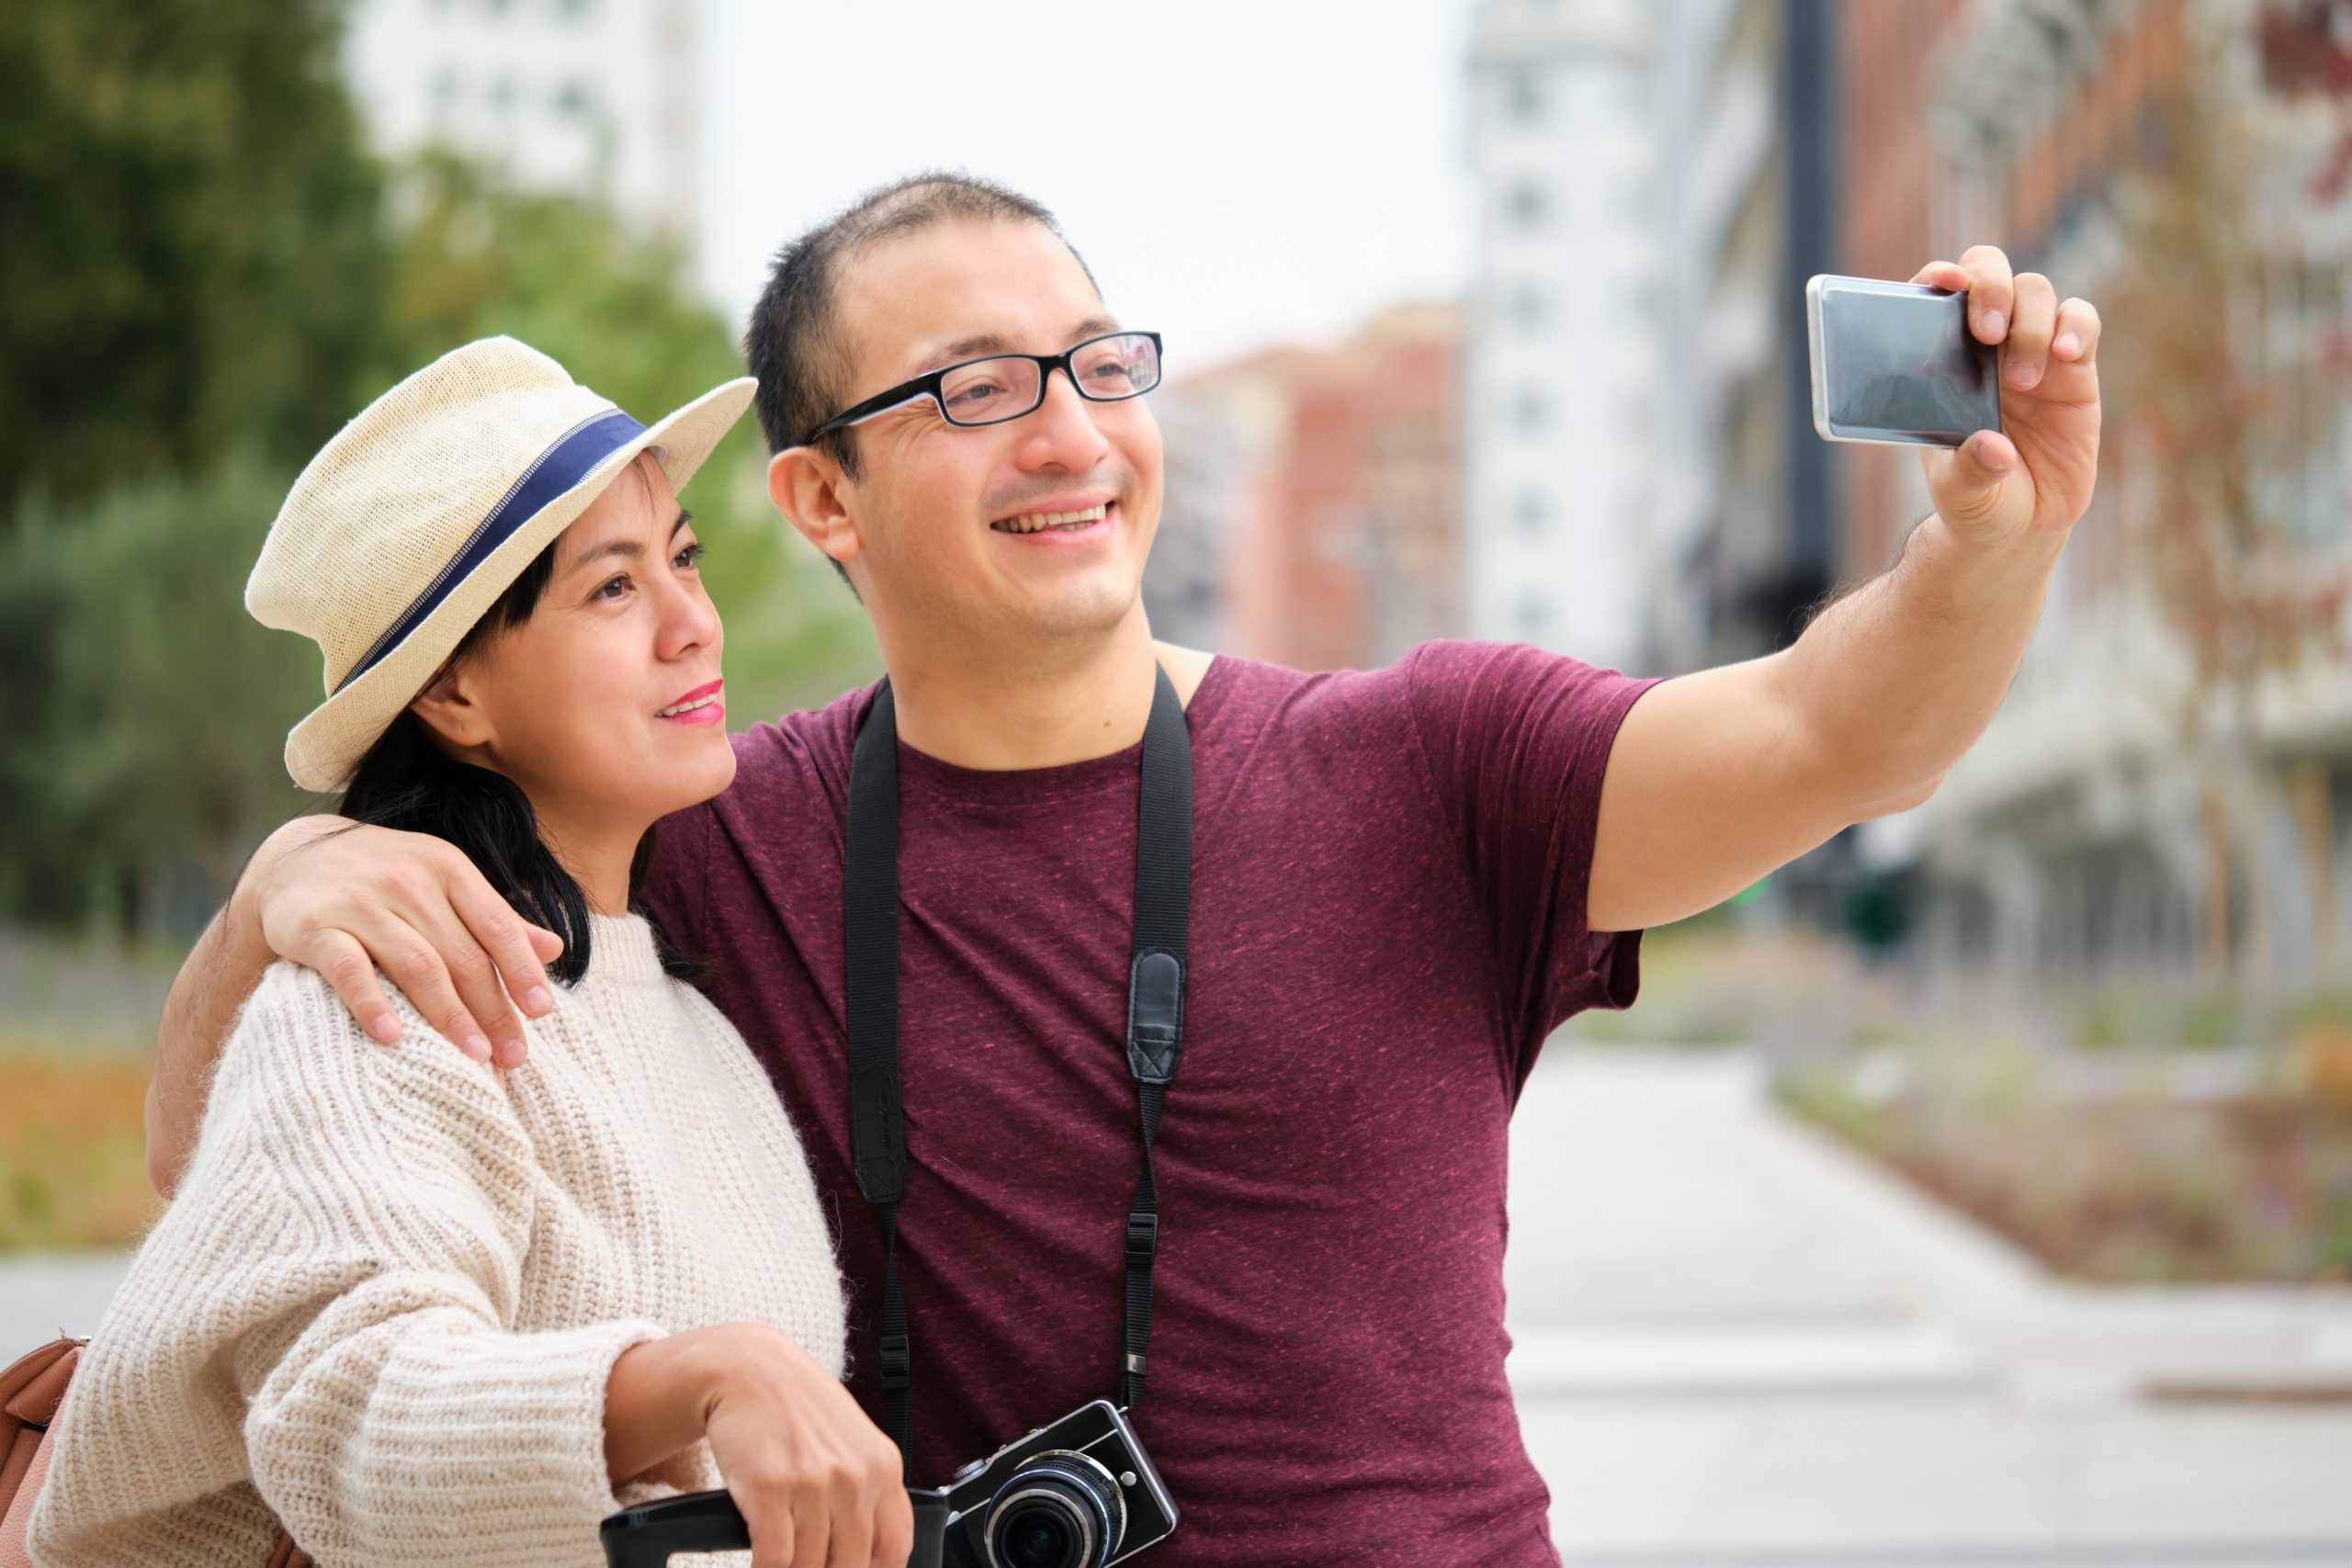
[769,446,863,570]
[408,660,493,757]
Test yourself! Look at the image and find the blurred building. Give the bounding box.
[1464,0,1661,671]
[1150,307,1464,671]
[1846,0,2352,987]
[1465,0,1838,682]
[1473,0,2352,975]
[342,0,703,254]
[1644,0,1753,675]
[1469,0,1858,924]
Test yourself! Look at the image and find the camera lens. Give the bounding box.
[998,1501,1076,1568]
[982,1453,1125,1568]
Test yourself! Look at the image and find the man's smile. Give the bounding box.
[989,498,1116,539]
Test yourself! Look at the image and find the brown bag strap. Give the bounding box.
[2,1336,306,1568]
[0,1343,78,1427]
[0,1337,81,1514]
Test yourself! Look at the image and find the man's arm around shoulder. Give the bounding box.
[148,816,563,1196]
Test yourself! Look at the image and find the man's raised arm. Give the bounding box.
[1588,245,2102,934]
[148,816,563,1195]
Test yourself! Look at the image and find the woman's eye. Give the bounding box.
[673,541,705,570]
[595,574,631,601]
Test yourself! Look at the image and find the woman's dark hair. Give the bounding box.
[337,536,695,985]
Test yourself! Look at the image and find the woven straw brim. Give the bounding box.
[284,378,753,793]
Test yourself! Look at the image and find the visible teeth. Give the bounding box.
[659,693,718,716]
[993,502,1109,534]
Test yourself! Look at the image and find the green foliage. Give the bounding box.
[0,9,878,941]
[0,0,390,516]
[2074,992,2135,1052]
[2288,989,2352,1034]
[2179,989,2245,1050]
[1776,1071,1888,1151]
[379,154,734,423]
[0,458,320,932]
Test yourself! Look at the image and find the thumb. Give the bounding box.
[527,924,566,961]
[1926,429,2018,531]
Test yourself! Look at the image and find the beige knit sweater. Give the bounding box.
[29,913,846,1568]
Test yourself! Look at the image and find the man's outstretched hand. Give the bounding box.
[1910,245,2103,550]
[248,815,565,1066]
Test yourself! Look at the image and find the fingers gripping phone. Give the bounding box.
[1806,275,2002,448]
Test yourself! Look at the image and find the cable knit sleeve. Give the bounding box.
[29,963,667,1568]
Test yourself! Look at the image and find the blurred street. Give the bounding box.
[8,1043,2348,1562]
[1506,1048,2352,1565]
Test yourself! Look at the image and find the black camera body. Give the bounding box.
[596,1400,1175,1568]
[940,1400,1178,1568]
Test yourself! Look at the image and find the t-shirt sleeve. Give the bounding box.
[1403,639,1663,1067]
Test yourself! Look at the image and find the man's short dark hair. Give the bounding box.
[743,171,1097,481]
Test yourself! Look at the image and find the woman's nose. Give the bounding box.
[658,573,721,659]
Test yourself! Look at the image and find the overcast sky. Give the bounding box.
[697,0,1476,373]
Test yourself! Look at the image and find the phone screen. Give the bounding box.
[1812,280,2000,446]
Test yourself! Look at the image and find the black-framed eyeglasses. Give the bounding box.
[801,330,1163,444]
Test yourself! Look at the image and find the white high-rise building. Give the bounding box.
[342,0,702,255]
[1468,0,1810,677]
[1464,0,1664,671]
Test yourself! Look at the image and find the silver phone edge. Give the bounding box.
[1805,274,1834,443]
[1805,273,1989,449]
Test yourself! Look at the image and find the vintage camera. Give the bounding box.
[939,1400,1178,1568]
[596,1400,1173,1568]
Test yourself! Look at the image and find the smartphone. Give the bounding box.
[1805,275,2001,448]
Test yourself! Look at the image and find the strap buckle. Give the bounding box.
[1125,1212,1159,1263]
[877,1333,911,1391]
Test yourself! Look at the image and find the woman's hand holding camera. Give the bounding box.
[606,1323,915,1568]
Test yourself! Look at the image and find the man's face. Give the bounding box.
[820,218,1165,657]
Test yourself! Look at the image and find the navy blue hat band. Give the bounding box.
[334,408,647,694]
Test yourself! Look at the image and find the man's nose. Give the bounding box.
[1012,367,1114,471]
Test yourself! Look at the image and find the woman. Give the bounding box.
[28,338,911,1568]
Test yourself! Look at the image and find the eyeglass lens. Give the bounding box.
[935,333,1161,427]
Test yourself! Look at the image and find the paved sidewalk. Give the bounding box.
[1504,1048,2352,1566]
[0,1249,130,1348]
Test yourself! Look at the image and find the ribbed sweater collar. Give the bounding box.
[581,911,668,989]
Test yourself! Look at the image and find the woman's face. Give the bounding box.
[418,453,735,852]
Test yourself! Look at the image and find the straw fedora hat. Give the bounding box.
[249,336,754,792]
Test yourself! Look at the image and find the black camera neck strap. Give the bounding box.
[845,665,1194,1473]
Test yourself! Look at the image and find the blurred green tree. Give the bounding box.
[0,458,319,934]
[1,0,877,938]
[0,0,390,517]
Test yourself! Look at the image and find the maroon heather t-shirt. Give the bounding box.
[639,639,1660,1568]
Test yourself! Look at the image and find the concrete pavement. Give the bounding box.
[0,1248,129,1347]
[1505,1048,2352,1566]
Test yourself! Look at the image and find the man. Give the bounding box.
[150,175,2101,1567]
